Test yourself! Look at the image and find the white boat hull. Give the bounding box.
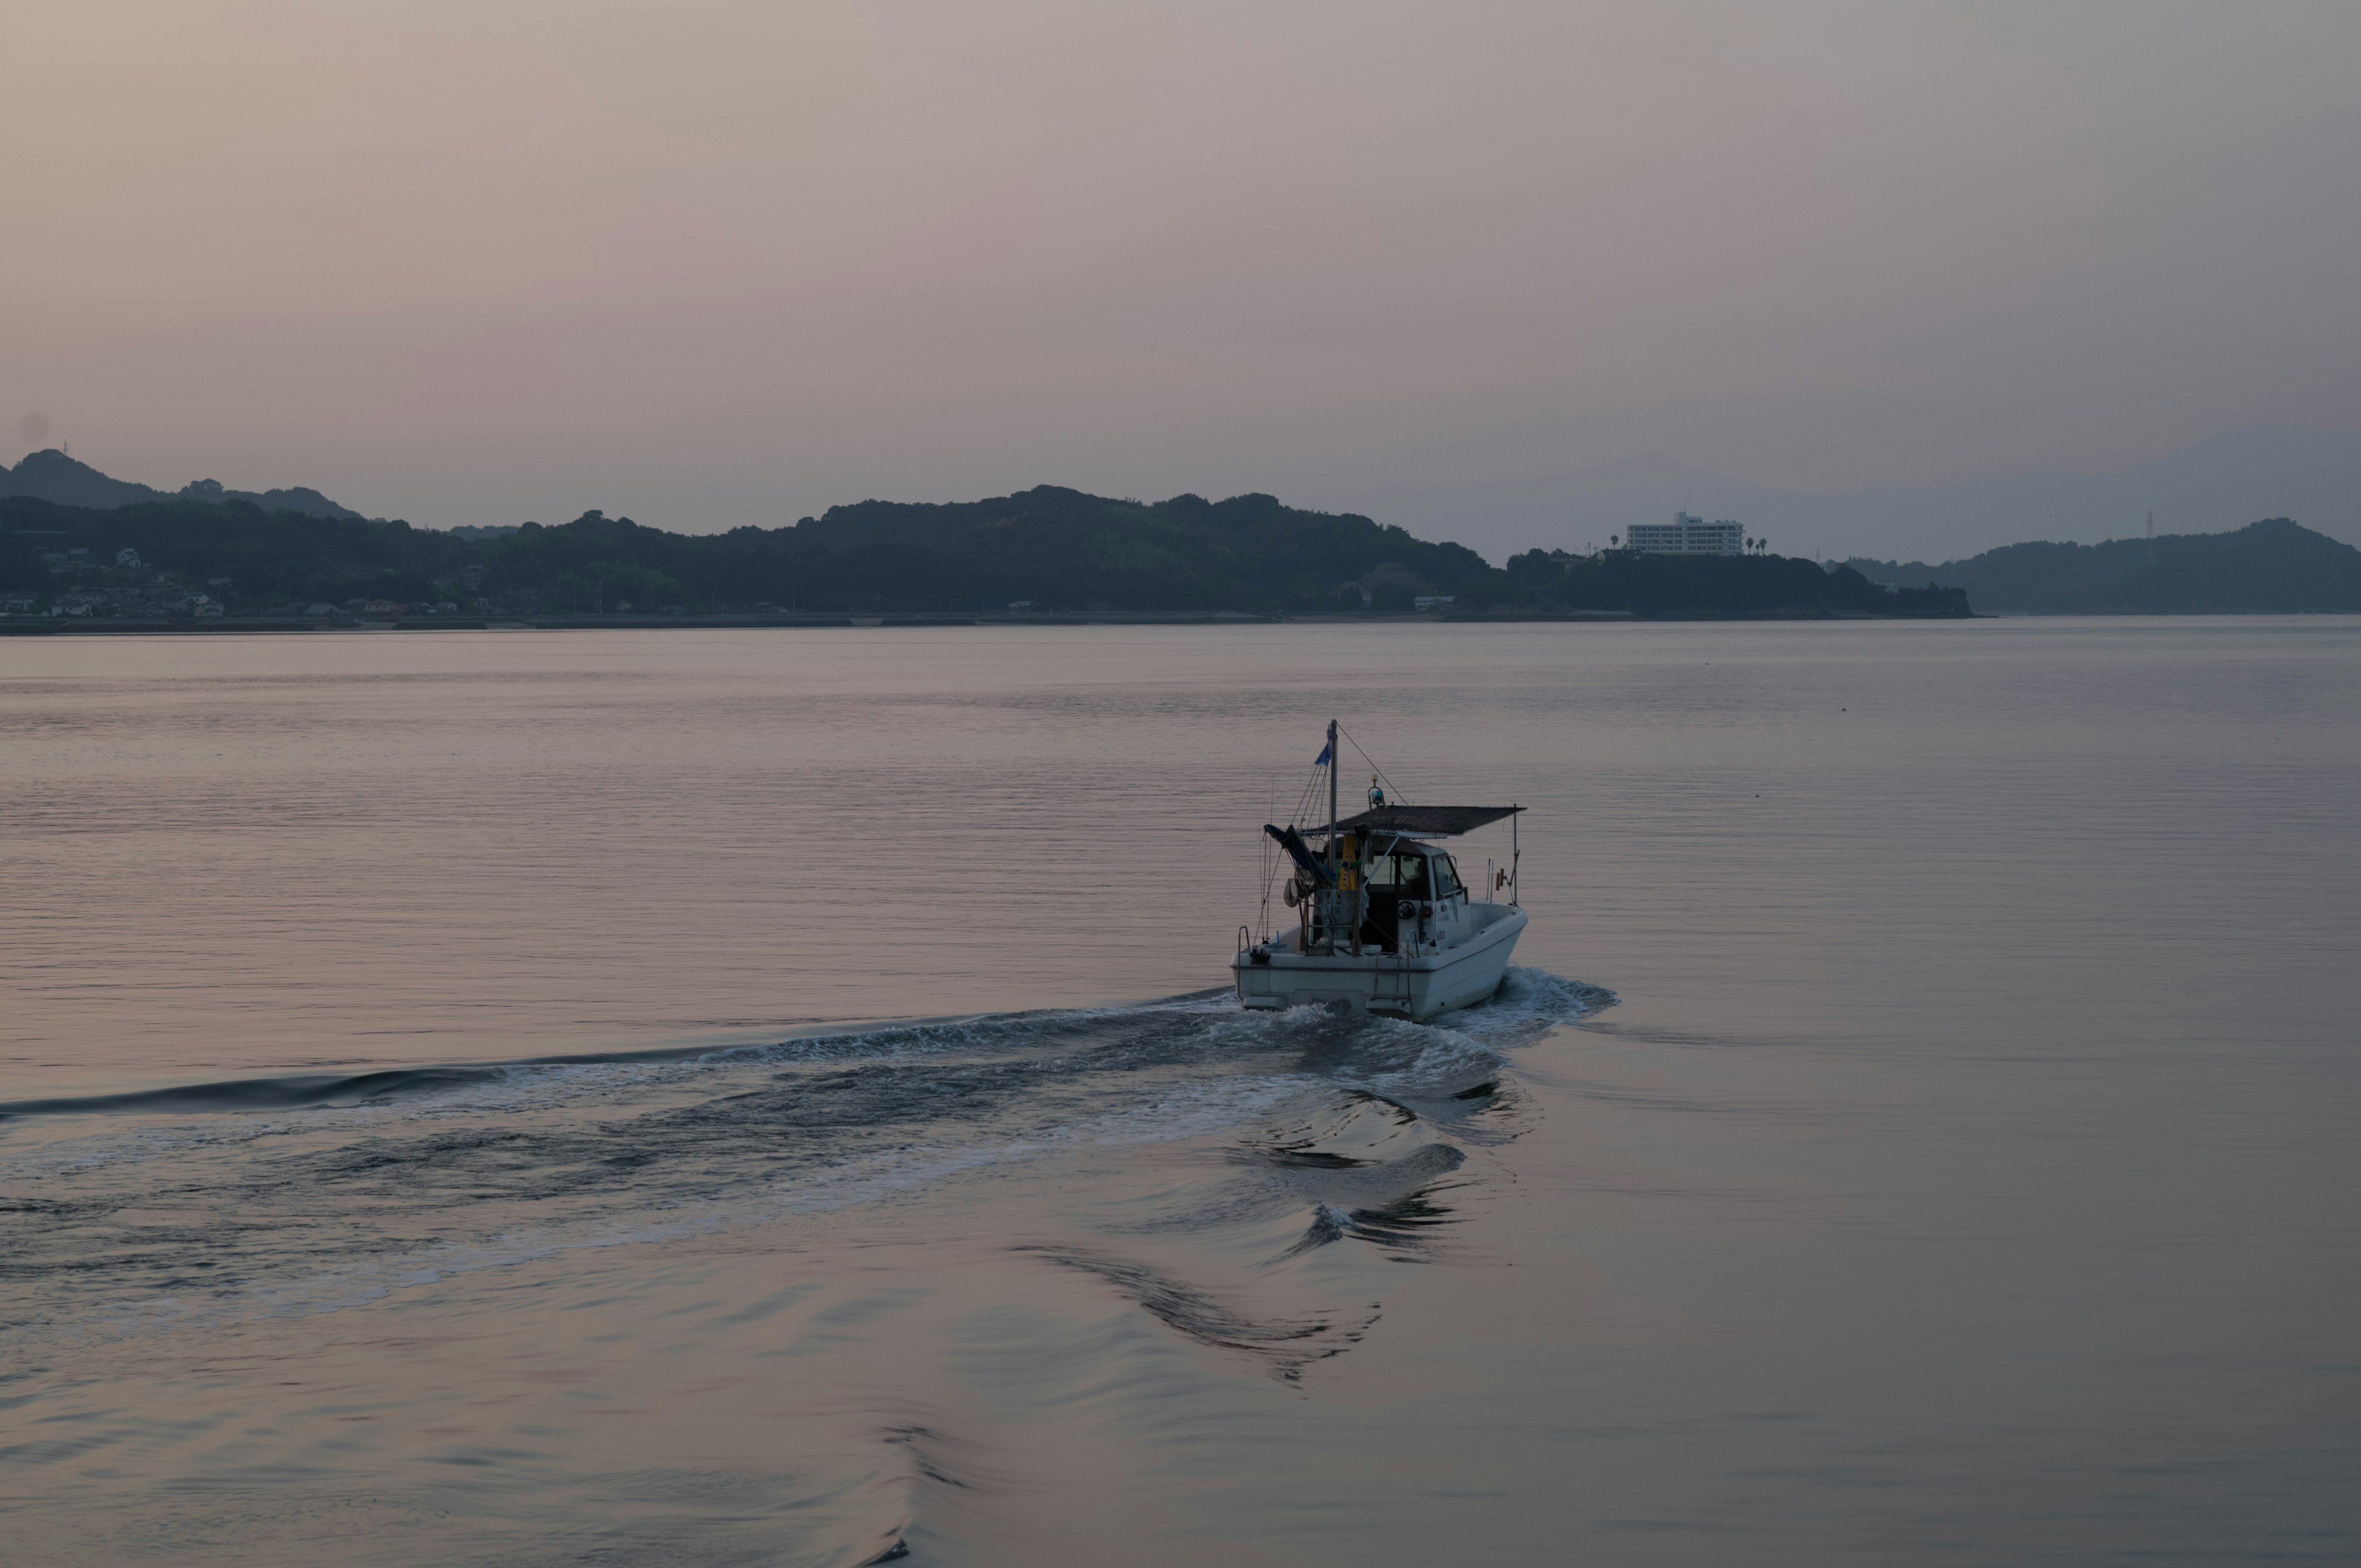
[1232,903,1527,1023]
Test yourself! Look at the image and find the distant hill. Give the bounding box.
[1845,518,2361,613]
[28,465,2347,621]
[0,449,366,521]
[774,486,1488,612]
[1348,425,2361,564]
[0,486,1492,616]
[1,485,1979,620]
[1473,548,1970,620]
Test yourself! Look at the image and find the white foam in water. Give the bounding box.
[76,1072,1318,1342]
[4,970,1600,1177]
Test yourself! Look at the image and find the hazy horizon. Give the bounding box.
[10,2,2360,557]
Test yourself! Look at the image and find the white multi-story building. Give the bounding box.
[1626,513,1744,556]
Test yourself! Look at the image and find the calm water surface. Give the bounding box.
[2,621,2355,1565]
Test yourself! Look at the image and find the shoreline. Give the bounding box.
[0,608,2009,635]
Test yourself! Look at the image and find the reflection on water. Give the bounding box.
[2,622,2358,1564]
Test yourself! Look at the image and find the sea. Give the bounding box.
[2,619,2355,1566]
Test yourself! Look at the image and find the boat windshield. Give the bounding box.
[1365,852,1468,897]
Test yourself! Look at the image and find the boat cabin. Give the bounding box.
[1268,801,1523,959]
[1318,834,1468,954]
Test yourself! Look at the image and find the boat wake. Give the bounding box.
[0,968,1611,1350]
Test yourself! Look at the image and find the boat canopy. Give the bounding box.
[1323,804,1522,838]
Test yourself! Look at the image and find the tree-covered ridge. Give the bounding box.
[787,488,1488,612]
[0,448,363,520]
[514,486,1494,614]
[0,486,1492,617]
[1460,548,1971,619]
[1843,518,2361,612]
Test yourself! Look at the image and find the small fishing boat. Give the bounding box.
[1233,721,1527,1022]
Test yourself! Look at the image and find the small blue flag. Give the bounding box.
[1314,741,1332,766]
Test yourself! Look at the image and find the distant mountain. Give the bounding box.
[0,450,159,510]
[1845,518,2361,613]
[1,484,1968,620]
[19,467,2344,620]
[706,486,1491,612]
[0,485,1492,615]
[0,449,366,521]
[1354,426,2361,564]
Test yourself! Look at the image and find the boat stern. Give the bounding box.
[1231,939,1293,1011]
[1230,906,1524,1022]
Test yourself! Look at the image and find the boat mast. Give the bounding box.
[1326,718,1340,953]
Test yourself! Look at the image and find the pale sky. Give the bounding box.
[7,1,2359,543]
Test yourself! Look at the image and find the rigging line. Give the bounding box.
[1336,724,1399,802]
[1270,761,1325,932]
[1334,724,1407,807]
[1257,772,1282,940]
[1287,762,1324,826]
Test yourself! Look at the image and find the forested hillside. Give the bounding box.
[1,486,1489,617]
[1845,518,2361,612]
[0,448,362,520]
[1465,548,1971,619]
